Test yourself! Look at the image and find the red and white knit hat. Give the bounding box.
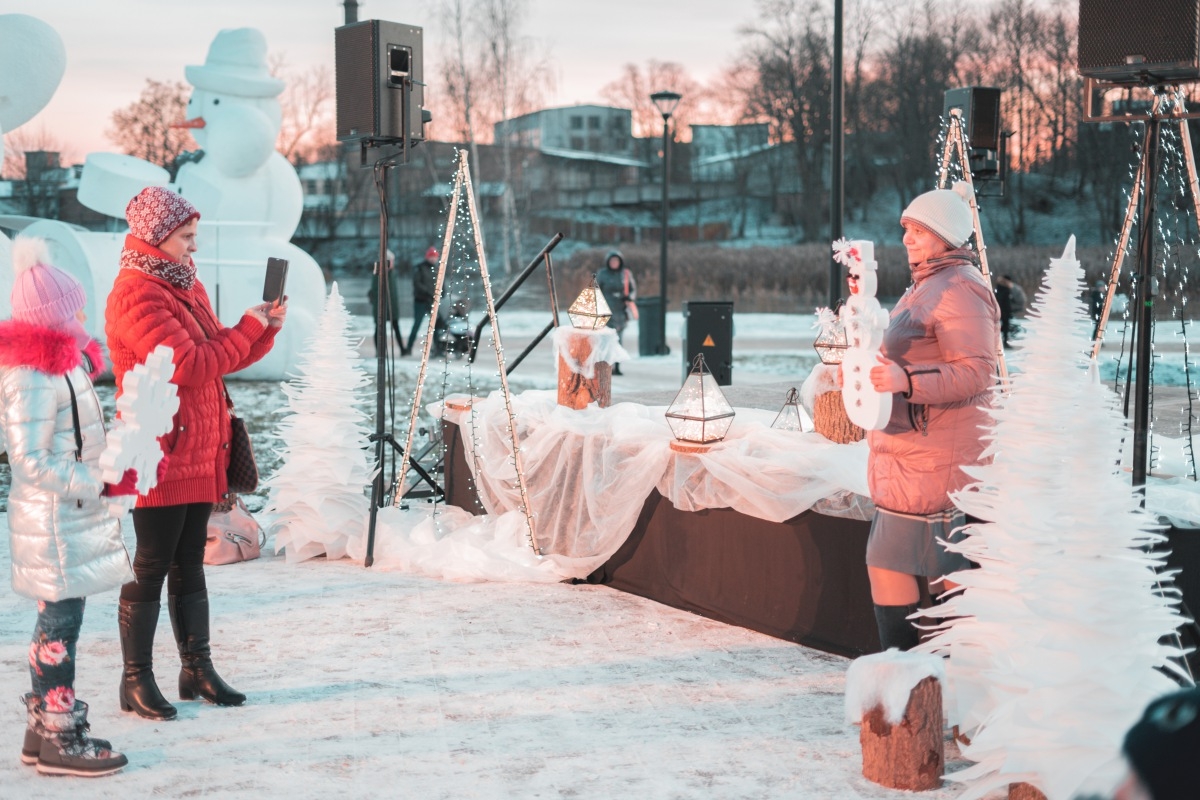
[901,181,974,248]
[9,236,86,329]
[125,186,200,247]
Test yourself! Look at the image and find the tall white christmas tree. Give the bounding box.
[919,238,1189,800]
[264,283,373,562]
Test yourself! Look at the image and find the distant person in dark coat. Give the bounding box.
[994,276,1013,349]
[407,247,446,357]
[594,249,636,375]
[367,250,405,356]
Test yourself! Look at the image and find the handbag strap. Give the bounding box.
[64,375,83,462]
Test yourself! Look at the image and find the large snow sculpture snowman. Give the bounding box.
[0,14,67,318]
[73,27,324,379]
[835,239,892,430]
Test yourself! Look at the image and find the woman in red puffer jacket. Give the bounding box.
[105,187,285,721]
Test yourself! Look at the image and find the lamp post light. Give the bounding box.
[650,89,681,356]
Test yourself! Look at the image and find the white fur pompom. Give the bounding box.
[950,180,974,205]
[11,236,51,275]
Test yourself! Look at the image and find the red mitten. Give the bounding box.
[156,456,171,484]
[102,468,139,497]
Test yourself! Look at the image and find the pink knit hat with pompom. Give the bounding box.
[125,186,200,247]
[9,237,86,329]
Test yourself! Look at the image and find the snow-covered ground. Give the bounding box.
[0,295,1187,797]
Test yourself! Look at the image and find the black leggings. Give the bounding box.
[120,503,213,603]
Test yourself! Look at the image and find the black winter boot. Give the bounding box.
[118,599,177,720]
[36,700,127,777]
[21,694,111,766]
[169,591,246,706]
[873,603,921,652]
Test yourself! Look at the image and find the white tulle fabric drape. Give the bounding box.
[551,326,630,379]
[370,390,869,582]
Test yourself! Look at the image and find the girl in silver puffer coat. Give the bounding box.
[0,238,139,777]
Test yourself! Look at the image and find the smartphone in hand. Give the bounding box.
[263,258,289,306]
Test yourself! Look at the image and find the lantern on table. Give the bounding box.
[812,307,848,365]
[567,274,612,330]
[556,275,618,409]
[771,387,813,432]
[665,353,736,452]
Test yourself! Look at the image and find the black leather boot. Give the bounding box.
[169,591,245,706]
[873,603,921,652]
[118,600,178,720]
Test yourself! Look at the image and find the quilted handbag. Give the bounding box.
[204,496,266,565]
[222,381,259,494]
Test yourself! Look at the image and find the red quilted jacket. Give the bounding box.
[105,268,278,507]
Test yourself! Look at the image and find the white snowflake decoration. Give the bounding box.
[98,344,177,515]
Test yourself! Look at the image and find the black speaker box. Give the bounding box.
[1079,0,1200,83]
[683,301,734,386]
[943,87,1002,151]
[335,20,425,143]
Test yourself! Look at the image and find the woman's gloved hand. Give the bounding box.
[102,468,139,497]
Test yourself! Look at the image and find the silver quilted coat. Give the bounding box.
[1,330,134,601]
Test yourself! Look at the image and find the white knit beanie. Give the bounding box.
[901,181,974,248]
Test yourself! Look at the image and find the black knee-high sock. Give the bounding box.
[873,603,920,651]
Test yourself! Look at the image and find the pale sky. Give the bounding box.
[4,0,758,161]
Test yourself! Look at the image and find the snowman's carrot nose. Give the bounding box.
[171,117,206,129]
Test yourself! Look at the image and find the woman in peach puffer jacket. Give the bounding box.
[863,182,1001,651]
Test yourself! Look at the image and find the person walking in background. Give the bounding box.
[0,237,134,776]
[407,246,446,357]
[106,187,285,721]
[368,249,406,356]
[862,183,1000,651]
[595,250,637,375]
[994,274,1013,349]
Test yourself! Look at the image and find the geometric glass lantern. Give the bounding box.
[771,387,813,433]
[812,307,848,365]
[568,273,612,330]
[665,353,736,451]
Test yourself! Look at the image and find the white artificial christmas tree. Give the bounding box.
[918,237,1189,799]
[264,283,373,562]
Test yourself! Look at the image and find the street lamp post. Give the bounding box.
[651,89,681,356]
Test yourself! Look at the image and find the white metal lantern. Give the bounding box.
[771,387,812,432]
[568,274,612,330]
[665,353,736,450]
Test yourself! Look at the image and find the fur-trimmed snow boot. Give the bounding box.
[36,700,127,777]
[169,591,246,706]
[118,599,177,720]
[21,694,111,766]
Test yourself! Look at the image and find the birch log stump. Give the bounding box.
[556,329,612,410]
[860,676,944,791]
[1009,783,1048,800]
[814,390,865,444]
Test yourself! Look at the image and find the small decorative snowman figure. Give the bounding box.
[834,238,892,430]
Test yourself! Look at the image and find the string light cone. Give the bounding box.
[567,274,612,330]
[771,387,812,432]
[666,353,736,452]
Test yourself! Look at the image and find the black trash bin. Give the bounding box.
[637,295,666,356]
[683,301,733,385]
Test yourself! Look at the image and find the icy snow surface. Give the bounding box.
[0,514,986,799]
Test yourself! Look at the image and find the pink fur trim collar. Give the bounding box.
[0,319,104,379]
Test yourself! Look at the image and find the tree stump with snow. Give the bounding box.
[814,389,865,444]
[556,330,611,410]
[1008,783,1048,800]
[859,676,943,791]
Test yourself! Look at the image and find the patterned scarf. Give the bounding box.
[120,235,196,290]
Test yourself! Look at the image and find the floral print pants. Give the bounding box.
[29,598,85,712]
